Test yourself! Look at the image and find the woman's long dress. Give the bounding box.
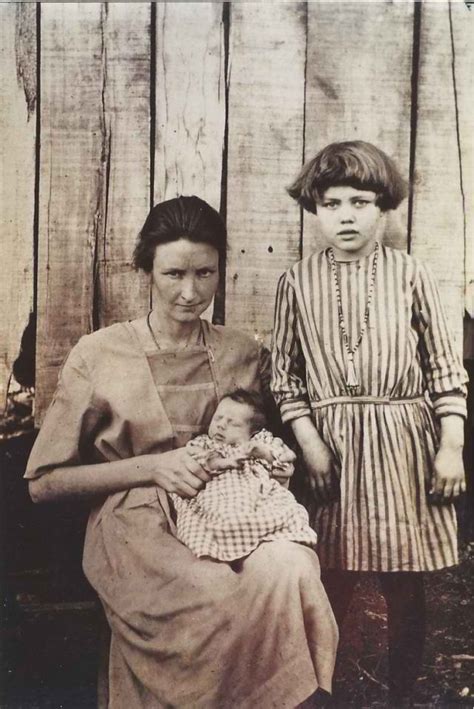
[26,317,338,708]
[272,245,468,572]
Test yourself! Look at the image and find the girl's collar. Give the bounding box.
[326,241,381,264]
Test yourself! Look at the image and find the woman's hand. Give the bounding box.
[150,448,212,498]
[430,444,466,502]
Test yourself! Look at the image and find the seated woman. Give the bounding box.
[26,196,338,709]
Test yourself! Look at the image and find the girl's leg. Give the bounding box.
[378,572,426,705]
[320,569,360,627]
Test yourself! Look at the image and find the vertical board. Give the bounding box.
[36,4,105,422]
[410,1,465,349]
[153,2,225,322]
[448,2,474,319]
[225,3,306,341]
[0,4,36,406]
[154,2,225,210]
[97,4,151,327]
[303,2,414,256]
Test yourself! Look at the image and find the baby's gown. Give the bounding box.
[172,430,317,561]
[272,246,468,572]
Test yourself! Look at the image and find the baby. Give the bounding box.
[171,389,317,562]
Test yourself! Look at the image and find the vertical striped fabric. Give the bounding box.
[271,245,468,571]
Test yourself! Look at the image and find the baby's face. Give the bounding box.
[208,398,254,445]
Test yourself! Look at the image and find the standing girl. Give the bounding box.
[271,141,468,705]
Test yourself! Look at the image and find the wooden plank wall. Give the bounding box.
[0,1,472,423]
[225,2,306,340]
[96,3,151,330]
[303,2,414,256]
[0,4,36,408]
[36,4,106,417]
[154,3,225,210]
[154,3,225,321]
[410,2,470,346]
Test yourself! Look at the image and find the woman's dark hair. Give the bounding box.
[287,140,407,214]
[133,196,227,273]
[222,389,267,433]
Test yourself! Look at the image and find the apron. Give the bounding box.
[145,325,220,449]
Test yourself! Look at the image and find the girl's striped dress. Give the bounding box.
[271,244,468,572]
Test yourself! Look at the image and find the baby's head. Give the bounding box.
[287,140,407,215]
[208,390,267,445]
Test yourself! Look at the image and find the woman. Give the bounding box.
[26,197,338,709]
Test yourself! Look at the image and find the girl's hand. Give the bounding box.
[300,438,338,503]
[270,440,296,486]
[238,440,296,484]
[430,444,466,502]
[150,448,212,498]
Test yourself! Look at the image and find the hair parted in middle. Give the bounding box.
[133,195,227,274]
[287,140,407,214]
[221,388,267,433]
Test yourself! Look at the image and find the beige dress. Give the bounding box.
[26,316,338,708]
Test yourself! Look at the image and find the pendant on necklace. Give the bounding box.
[346,352,359,394]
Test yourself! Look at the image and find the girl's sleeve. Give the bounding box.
[25,340,107,479]
[271,271,311,423]
[413,261,468,419]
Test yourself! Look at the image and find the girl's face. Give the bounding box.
[316,185,383,261]
[152,238,219,325]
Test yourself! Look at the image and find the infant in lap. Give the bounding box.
[171,389,317,562]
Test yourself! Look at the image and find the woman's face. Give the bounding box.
[316,185,383,260]
[152,238,219,324]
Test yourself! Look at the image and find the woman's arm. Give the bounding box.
[27,339,210,504]
[29,448,211,503]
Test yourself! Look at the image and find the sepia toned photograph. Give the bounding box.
[1,1,473,707]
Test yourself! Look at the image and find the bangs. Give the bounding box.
[288,141,407,213]
[316,150,389,194]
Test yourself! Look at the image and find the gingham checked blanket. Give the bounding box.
[171,430,317,561]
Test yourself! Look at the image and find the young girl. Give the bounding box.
[271,141,468,705]
[171,389,318,562]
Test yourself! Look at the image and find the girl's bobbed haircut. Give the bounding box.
[287,140,407,214]
[133,195,227,273]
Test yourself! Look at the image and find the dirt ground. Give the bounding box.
[1,389,473,708]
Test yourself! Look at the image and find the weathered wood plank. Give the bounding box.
[225,3,306,341]
[448,2,473,319]
[0,4,36,407]
[303,2,414,256]
[97,4,151,328]
[153,3,225,321]
[36,4,105,422]
[154,3,225,210]
[410,2,466,350]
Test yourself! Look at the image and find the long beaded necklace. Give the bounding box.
[326,242,379,394]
